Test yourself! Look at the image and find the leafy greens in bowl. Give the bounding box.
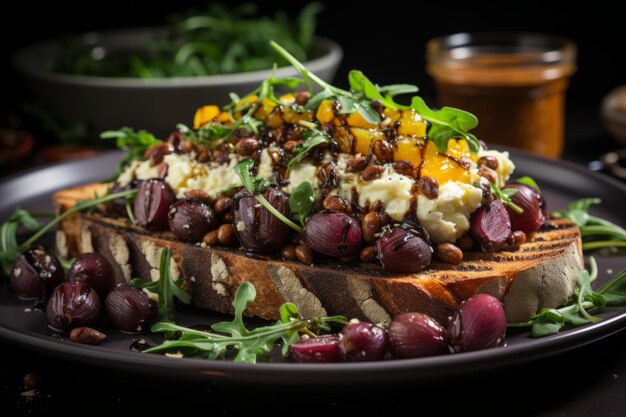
[54,3,322,79]
[12,4,342,137]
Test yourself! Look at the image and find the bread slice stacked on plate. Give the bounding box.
[53,184,582,325]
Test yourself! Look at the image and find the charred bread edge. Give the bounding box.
[54,184,583,324]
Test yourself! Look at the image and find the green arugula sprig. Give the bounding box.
[100,128,163,180]
[0,209,40,275]
[270,41,480,154]
[288,128,334,168]
[509,258,626,337]
[490,182,523,214]
[554,198,626,251]
[234,159,303,233]
[516,176,540,191]
[0,189,137,276]
[145,281,347,363]
[176,122,234,145]
[130,248,190,322]
[288,181,315,227]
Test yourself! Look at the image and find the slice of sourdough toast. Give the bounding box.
[53,184,583,325]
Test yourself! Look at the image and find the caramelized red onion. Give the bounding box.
[47,282,102,331]
[168,198,219,242]
[68,253,115,299]
[303,212,362,258]
[387,312,448,359]
[376,228,432,273]
[105,285,157,333]
[133,179,176,230]
[448,293,507,353]
[232,189,292,253]
[502,183,545,234]
[289,335,341,363]
[10,248,64,299]
[338,321,387,362]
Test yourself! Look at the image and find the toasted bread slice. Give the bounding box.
[54,183,583,324]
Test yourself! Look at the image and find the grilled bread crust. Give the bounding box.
[54,184,583,324]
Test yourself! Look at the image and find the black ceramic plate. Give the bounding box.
[1,150,625,386]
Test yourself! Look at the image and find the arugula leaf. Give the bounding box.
[490,182,523,214]
[554,198,626,251]
[177,123,234,145]
[304,88,335,110]
[531,319,565,338]
[0,209,39,275]
[353,101,381,125]
[597,269,626,306]
[515,176,541,192]
[575,270,604,323]
[336,96,356,115]
[555,198,600,227]
[146,282,348,363]
[410,97,480,154]
[288,181,315,226]
[279,303,300,323]
[348,70,384,101]
[234,159,270,194]
[288,129,334,168]
[211,281,255,338]
[100,127,162,179]
[509,261,626,337]
[296,2,323,52]
[379,84,419,97]
[0,189,138,276]
[130,248,190,322]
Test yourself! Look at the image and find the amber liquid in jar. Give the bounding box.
[427,34,576,157]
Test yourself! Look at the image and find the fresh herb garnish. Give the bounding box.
[553,198,626,251]
[234,158,271,193]
[509,259,626,337]
[0,189,137,276]
[490,182,523,214]
[234,159,303,233]
[145,281,347,363]
[168,41,478,162]
[176,123,234,146]
[288,181,315,227]
[100,128,162,179]
[270,41,480,154]
[0,209,40,275]
[288,128,334,168]
[515,176,541,192]
[130,248,190,322]
[410,97,480,154]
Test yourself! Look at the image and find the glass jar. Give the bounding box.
[426,33,576,157]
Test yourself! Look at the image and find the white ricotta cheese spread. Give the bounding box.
[417,181,483,243]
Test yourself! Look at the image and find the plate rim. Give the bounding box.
[1,149,625,385]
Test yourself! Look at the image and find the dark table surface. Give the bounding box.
[1,104,625,416]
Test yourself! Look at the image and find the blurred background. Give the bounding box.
[1,0,625,173]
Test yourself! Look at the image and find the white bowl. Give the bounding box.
[14,28,343,137]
